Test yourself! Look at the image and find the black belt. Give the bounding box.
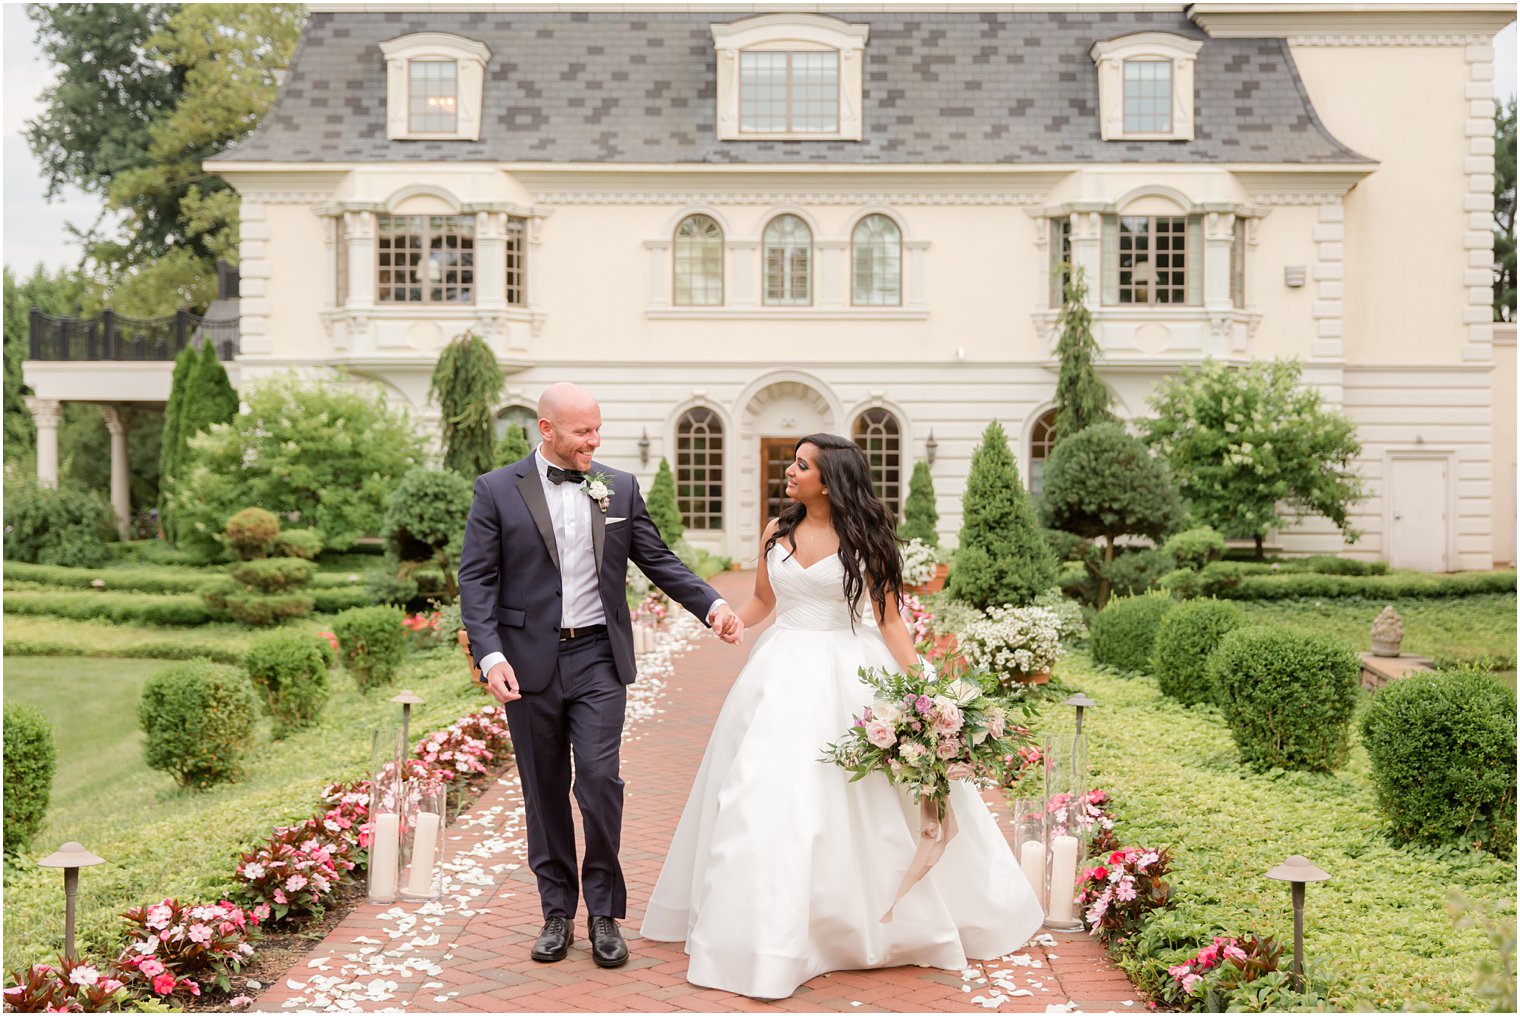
[559,624,608,642]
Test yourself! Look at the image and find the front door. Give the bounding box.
[760,437,796,534]
[1387,455,1449,571]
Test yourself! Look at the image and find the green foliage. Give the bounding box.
[169,372,425,559]
[158,346,194,531]
[1448,889,1517,1012]
[276,529,323,560]
[1140,360,1366,557]
[1221,569,1516,601]
[1096,547,1175,601]
[331,606,409,691]
[227,558,315,594]
[1151,599,1246,706]
[1163,526,1227,572]
[382,467,475,597]
[1051,265,1115,440]
[647,458,684,546]
[1160,560,1247,600]
[0,268,87,460]
[137,661,258,789]
[946,421,1058,608]
[4,590,213,626]
[243,631,331,737]
[161,344,237,543]
[1089,590,1176,675]
[2,705,57,856]
[2,478,116,568]
[897,460,939,546]
[223,507,281,560]
[1360,668,1516,858]
[494,421,533,468]
[1496,95,1516,322]
[1209,626,1360,772]
[1039,422,1182,608]
[429,332,504,478]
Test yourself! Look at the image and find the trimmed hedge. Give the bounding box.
[138,661,258,790]
[244,631,331,737]
[1209,626,1360,772]
[3,481,117,569]
[227,558,316,594]
[312,587,378,614]
[224,593,315,627]
[3,591,213,626]
[1221,570,1515,601]
[4,639,243,665]
[1360,668,1516,859]
[1151,599,1245,707]
[224,507,281,560]
[1,562,375,595]
[1161,526,1226,572]
[331,605,408,691]
[1090,590,1176,675]
[3,704,57,856]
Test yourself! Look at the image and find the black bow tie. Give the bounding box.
[546,465,586,486]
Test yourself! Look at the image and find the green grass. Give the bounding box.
[1235,593,1517,668]
[1,646,488,973]
[1036,653,1515,1011]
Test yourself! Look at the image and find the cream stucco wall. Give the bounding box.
[1493,325,1516,566]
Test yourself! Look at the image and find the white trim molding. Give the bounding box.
[1462,39,1498,362]
[1187,4,1514,42]
[710,13,869,143]
[1090,33,1203,142]
[378,32,491,142]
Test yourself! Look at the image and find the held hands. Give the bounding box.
[709,604,745,645]
[485,661,522,704]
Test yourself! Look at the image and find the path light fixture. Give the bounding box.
[1063,693,1097,735]
[925,430,938,466]
[390,690,424,749]
[1265,854,1331,992]
[639,428,651,466]
[37,841,105,960]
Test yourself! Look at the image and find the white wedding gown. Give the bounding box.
[640,546,1044,999]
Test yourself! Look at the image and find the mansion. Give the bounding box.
[24,3,1517,568]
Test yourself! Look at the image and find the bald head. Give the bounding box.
[537,383,602,471]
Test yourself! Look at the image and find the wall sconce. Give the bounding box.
[638,428,651,467]
[925,430,938,467]
[1284,266,1306,288]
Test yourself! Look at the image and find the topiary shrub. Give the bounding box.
[1163,526,1227,572]
[495,421,533,468]
[1209,626,1360,772]
[224,507,282,560]
[1090,590,1176,675]
[947,421,1058,608]
[1159,560,1248,600]
[1097,547,1175,600]
[331,605,409,691]
[244,630,331,737]
[2,478,116,568]
[647,457,684,546]
[138,661,258,789]
[1151,599,1246,706]
[228,558,316,593]
[381,467,474,598]
[3,704,57,855]
[1360,668,1516,858]
[275,529,323,560]
[224,592,315,627]
[898,460,939,547]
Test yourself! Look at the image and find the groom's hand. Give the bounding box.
[485,661,522,704]
[710,605,744,645]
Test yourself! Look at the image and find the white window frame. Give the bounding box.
[1089,33,1202,142]
[380,33,491,141]
[711,13,868,142]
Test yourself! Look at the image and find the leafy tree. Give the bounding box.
[1139,359,1366,560]
[898,460,939,547]
[1039,422,1183,608]
[1052,265,1115,441]
[1496,94,1516,322]
[945,421,1058,608]
[647,458,684,546]
[160,342,237,543]
[3,265,91,463]
[169,372,426,559]
[429,332,503,478]
[494,422,533,468]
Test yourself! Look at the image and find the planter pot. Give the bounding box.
[910,563,950,597]
[457,629,482,683]
[1370,638,1402,658]
[1001,668,1052,689]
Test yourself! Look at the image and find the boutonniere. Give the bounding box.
[581,472,613,514]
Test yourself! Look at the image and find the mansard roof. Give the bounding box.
[212,7,1369,165]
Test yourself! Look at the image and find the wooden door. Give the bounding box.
[1388,456,1449,571]
[760,437,796,534]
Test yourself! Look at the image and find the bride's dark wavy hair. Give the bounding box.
[765,433,904,627]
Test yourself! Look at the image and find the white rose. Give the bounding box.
[587,480,610,500]
[871,698,902,725]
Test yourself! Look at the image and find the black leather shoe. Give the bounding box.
[587,915,628,968]
[530,917,572,962]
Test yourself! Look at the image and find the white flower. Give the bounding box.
[587,480,610,500]
[69,966,100,987]
[242,862,265,880]
[870,698,902,725]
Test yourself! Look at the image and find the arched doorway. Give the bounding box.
[740,377,836,544]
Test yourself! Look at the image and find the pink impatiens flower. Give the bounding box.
[152,973,176,995]
[187,923,212,944]
[138,958,166,979]
[68,966,99,987]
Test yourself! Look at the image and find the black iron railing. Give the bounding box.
[28,308,239,362]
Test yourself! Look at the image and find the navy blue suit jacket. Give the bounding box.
[457,453,720,693]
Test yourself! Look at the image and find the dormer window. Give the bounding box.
[380,32,490,141]
[712,13,867,142]
[1090,33,1202,142]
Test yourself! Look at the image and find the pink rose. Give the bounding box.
[864,720,896,750]
[945,761,974,781]
[931,701,963,735]
[936,737,960,759]
[987,714,1006,739]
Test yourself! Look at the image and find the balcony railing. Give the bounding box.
[28,308,239,362]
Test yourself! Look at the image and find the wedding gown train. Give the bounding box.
[640,546,1044,999]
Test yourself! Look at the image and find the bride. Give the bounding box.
[640,434,1044,999]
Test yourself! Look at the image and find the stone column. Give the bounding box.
[25,397,62,488]
[99,405,131,539]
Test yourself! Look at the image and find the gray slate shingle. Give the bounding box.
[213,8,1368,165]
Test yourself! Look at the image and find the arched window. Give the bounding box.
[852,408,902,515]
[762,214,812,306]
[676,408,724,530]
[495,404,536,442]
[1029,409,1058,496]
[674,214,723,306]
[851,214,901,306]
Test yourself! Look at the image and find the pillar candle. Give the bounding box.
[1047,834,1079,923]
[370,812,400,901]
[1019,840,1046,902]
[403,811,440,897]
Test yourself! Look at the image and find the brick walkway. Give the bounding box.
[252,572,1143,1014]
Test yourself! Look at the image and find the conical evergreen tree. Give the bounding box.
[1052,265,1115,443]
[164,343,239,542]
[646,457,684,546]
[157,345,196,539]
[429,332,503,478]
[945,421,1058,608]
[494,421,532,467]
[897,460,939,547]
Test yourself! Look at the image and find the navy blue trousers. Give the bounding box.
[502,633,628,921]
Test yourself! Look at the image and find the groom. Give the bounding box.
[458,382,742,969]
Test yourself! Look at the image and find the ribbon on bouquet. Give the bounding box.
[880,797,959,923]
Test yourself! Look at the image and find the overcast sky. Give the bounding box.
[2,7,1516,278]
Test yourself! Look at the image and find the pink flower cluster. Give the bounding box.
[1169,937,1250,996]
[636,594,669,622]
[402,610,447,647]
[898,592,935,647]
[116,898,259,1000]
[2,955,127,1013]
[413,705,511,782]
[235,838,344,926]
[1076,845,1173,945]
[1047,787,1118,843]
